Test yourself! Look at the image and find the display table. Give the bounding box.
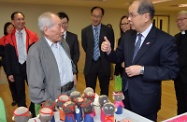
[162,112,187,122]
[52,106,152,122]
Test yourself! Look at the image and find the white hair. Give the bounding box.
[38,12,56,33]
[178,11,187,15]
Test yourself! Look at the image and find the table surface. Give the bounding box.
[52,106,153,122]
[29,106,152,122]
[162,112,187,122]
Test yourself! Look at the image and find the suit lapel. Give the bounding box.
[128,31,137,63]
[61,39,71,59]
[133,26,157,63]
[66,31,71,43]
[89,26,95,50]
[99,24,104,45]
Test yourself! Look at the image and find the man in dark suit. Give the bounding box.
[81,6,114,96]
[174,10,187,115]
[57,12,80,77]
[101,0,179,121]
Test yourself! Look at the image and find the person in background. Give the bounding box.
[101,0,178,121]
[106,24,112,28]
[57,12,80,81]
[174,10,187,115]
[27,12,77,105]
[0,22,16,106]
[81,6,114,96]
[4,11,38,116]
[114,16,131,76]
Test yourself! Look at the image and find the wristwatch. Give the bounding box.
[140,66,144,75]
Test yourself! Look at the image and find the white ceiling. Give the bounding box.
[1,0,187,11]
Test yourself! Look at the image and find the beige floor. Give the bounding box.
[0,67,177,122]
[0,67,8,84]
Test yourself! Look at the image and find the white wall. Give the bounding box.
[0,3,180,72]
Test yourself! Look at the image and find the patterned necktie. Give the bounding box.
[132,33,142,61]
[17,32,26,64]
[93,27,100,61]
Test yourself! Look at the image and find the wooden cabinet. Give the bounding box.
[153,15,169,33]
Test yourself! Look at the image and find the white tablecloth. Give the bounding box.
[53,106,152,122]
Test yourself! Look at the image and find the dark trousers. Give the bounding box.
[84,59,110,96]
[2,64,17,102]
[174,76,187,115]
[14,62,27,107]
[7,79,17,102]
[123,90,157,122]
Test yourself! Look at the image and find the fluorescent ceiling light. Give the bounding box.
[178,4,187,7]
[152,0,173,4]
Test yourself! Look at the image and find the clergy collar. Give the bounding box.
[181,31,185,35]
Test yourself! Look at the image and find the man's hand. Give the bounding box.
[8,75,15,82]
[121,62,125,68]
[101,36,111,55]
[73,74,77,85]
[125,65,142,77]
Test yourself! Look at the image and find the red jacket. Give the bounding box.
[4,27,38,75]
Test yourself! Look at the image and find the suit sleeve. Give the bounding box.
[72,34,80,65]
[81,29,87,52]
[27,45,50,103]
[144,37,179,81]
[4,37,12,75]
[107,28,115,50]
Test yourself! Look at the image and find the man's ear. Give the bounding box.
[144,13,150,23]
[43,26,49,36]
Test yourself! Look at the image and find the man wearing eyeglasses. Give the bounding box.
[81,6,114,96]
[174,10,187,115]
[101,0,178,121]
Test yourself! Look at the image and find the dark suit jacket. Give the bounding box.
[81,24,114,76]
[174,31,187,84]
[66,31,80,71]
[108,25,179,115]
[114,37,124,76]
[4,28,38,76]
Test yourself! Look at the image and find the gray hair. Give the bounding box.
[38,12,56,33]
[132,0,155,19]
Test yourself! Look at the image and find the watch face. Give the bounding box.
[140,67,144,74]
[140,70,143,74]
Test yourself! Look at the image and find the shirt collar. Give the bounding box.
[16,28,25,34]
[63,31,67,39]
[181,31,186,35]
[92,23,101,30]
[139,23,153,38]
[45,37,60,48]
